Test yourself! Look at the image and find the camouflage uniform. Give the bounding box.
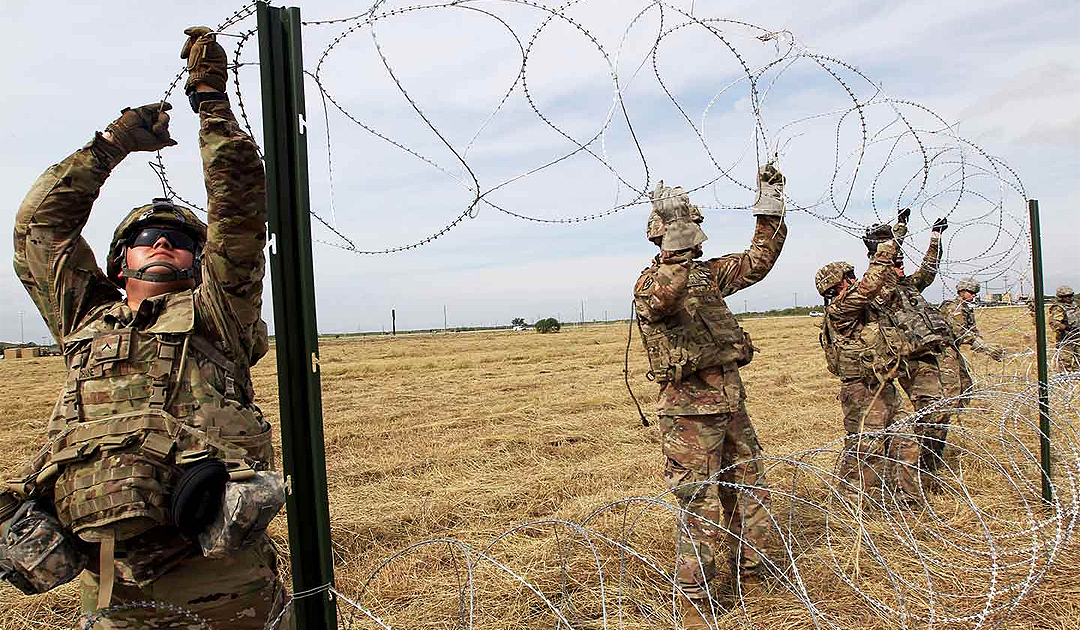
[871,233,953,474]
[816,237,920,499]
[634,211,786,599]
[940,283,1004,408]
[8,99,289,629]
[1049,289,1080,372]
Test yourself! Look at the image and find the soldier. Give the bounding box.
[1049,286,1080,371]
[939,278,1006,412]
[815,211,922,503]
[1,28,291,629]
[865,217,952,478]
[634,165,786,627]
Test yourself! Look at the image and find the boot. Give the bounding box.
[679,598,713,630]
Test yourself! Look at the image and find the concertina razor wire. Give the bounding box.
[70,1,1074,628]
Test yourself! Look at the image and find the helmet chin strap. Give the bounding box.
[121,254,197,283]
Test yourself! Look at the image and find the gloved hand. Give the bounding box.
[752,163,786,217]
[181,26,228,94]
[892,222,908,241]
[898,207,911,225]
[863,223,892,255]
[932,216,948,233]
[104,102,177,153]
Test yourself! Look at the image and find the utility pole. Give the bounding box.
[744,299,748,313]
[391,309,396,336]
[258,4,337,629]
[794,292,798,308]
[443,305,448,331]
[581,300,585,327]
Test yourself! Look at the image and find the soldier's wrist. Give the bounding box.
[88,132,129,171]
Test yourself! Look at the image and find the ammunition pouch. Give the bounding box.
[198,471,286,559]
[820,314,875,380]
[864,323,910,377]
[0,500,86,595]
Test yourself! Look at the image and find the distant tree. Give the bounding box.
[535,317,561,333]
[511,317,527,327]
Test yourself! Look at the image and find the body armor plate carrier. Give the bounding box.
[636,264,753,383]
[19,292,271,547]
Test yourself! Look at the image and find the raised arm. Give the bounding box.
[13,105,176,342]
[828,231,903,334]
[183,27,269,367]
[707,164,788,295]
[910,217,946,291]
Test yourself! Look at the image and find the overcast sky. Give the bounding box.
[2,0,1077,343]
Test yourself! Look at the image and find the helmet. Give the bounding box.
[646,210,665,246]
[107,198,207,288]
[651,181,706,251]
[1057,286,1075,299]
[956,278,980,294]
[816,261,854,297]
[646,193,703,247]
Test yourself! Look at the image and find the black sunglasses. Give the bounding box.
[127,227,197,252]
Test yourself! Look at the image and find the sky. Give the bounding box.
[1,0,1078,344]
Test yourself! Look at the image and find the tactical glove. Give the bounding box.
[181,26,228,95]
[932,216,948,233]
[104,102,177,153]
[751,163,785,217]
[863,223,893,256]
[898,207,911,225]
[892,222,908,241]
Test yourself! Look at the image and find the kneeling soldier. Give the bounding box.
[2,28,291,629]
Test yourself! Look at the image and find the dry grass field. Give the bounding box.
[2,306,1077,629]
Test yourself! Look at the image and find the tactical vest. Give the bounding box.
[33,292,272,546]
[1060,303,1079,335]
[819,314,872,380]
[877,282,951,357]
[636,263,753,383]
[942,299,975,330]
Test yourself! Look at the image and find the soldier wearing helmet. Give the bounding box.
[3,28,291,629]
[634,165,786,625]
[863,214,954,485]
[1049,286,1079,371]
[815,210,922,504]
[939,278,1006,415]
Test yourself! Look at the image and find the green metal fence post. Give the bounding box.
[257,3,339,628]
[1028,199,1053,505]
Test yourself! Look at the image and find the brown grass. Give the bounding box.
[1,306,1077,629]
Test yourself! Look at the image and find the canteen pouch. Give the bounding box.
[199,471,286,559]
[0,500,86,594]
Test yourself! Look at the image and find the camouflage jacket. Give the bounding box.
[940,298,1001,356]
[824,239,898,342]
[10,100,270,585]
[1050,301,1079,343]
[634,215,787,415]
[872,232,940,317]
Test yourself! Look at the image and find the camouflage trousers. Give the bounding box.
[1056,338,1080,372]
[836,378,915,496]
[79,534,293,630]
[897,355,949,477]
[659,405,771,598]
